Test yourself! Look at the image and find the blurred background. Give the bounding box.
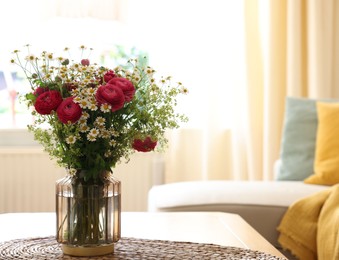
[1,0,338,212]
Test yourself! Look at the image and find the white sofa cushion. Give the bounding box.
[148,180,329,211]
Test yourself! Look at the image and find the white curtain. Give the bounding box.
[229,0,339,182]
[163,0,339,183]
[123,0,247,182]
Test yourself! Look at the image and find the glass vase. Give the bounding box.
[55,171,121,257]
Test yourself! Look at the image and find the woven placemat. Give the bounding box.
[0,236,287,260]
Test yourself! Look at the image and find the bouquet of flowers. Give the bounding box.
[11,45,188,181]
[11,45,188,253]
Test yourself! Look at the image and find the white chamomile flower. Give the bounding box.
[73,96,81,103]
[133,74,141,82]
[46,52,53,60]
[124,70,132,78]
[95,117,105,126]
[71,88,80,95]
[65,135,76,144]
[110,130,119,137]
[78,82,86,87]
[83,78,90,84]
[180,86,189,94]
[87,88,96,95]
[114,65,122,72]
[109,140,116,147]
[100,104,111,113]
[79,124,89,132]
[60,66,67,72]
[104,151,112,158]
[73,64,80,71]
[87,133,97,142]
[96,124,105,131]
[25,54,36,62]
[100,129,110,138]
[82,111,90,119]
[89,128,99,137]
[78,117,87,125]
[79,99,90,109]
[145,66,155,75]
[89,103,98,111]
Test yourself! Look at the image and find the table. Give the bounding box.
[0,212,286,258]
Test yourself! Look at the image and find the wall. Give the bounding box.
[0,147,162,213]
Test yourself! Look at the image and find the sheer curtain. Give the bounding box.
[230,0,339,182]
[123,1,247,182]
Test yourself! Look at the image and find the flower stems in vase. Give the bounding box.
[56,172,121,255]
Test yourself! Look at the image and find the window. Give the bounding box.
[1,0,244,138]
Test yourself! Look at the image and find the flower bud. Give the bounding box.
[81,59,90,66]
[62,59,69,66]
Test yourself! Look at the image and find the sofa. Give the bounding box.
[148,97,339,259]
[148,178,328,257]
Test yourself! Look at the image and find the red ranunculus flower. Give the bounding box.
[81,59,90,66]
[103,70,116,83]
[132,136,157,152]
[33,86,48,96]
[57,97,82,124]
[108,77,135,102]
[34,90,63,115]
[96,84,125,112]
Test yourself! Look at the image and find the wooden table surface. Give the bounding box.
[0,211,286,258]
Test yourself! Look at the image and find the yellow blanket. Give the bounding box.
[277,184,339,260]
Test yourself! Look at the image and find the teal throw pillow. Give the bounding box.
[277,97,320,180]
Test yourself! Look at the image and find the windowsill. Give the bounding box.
[0,129,40,147]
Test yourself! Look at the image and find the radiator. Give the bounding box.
[0,148,163,213]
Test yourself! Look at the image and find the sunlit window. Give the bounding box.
[0,0,244,132]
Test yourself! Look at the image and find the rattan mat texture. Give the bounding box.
[0,236,287,260]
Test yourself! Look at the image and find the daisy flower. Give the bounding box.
[82,111,90,119]
[100,129,110,138]
[25,54,36,62]
[89,128,99,137]
[95,117,105,126]
[88,103,98,111]
[79,124,89,132]
[100,104,111,113]
[79,99,90,109]
[180,86,189,94]
[65,135,77,144]
[87,133,97,142]
[87,88,96,95]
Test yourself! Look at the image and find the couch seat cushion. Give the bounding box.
[148,181,329,211]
